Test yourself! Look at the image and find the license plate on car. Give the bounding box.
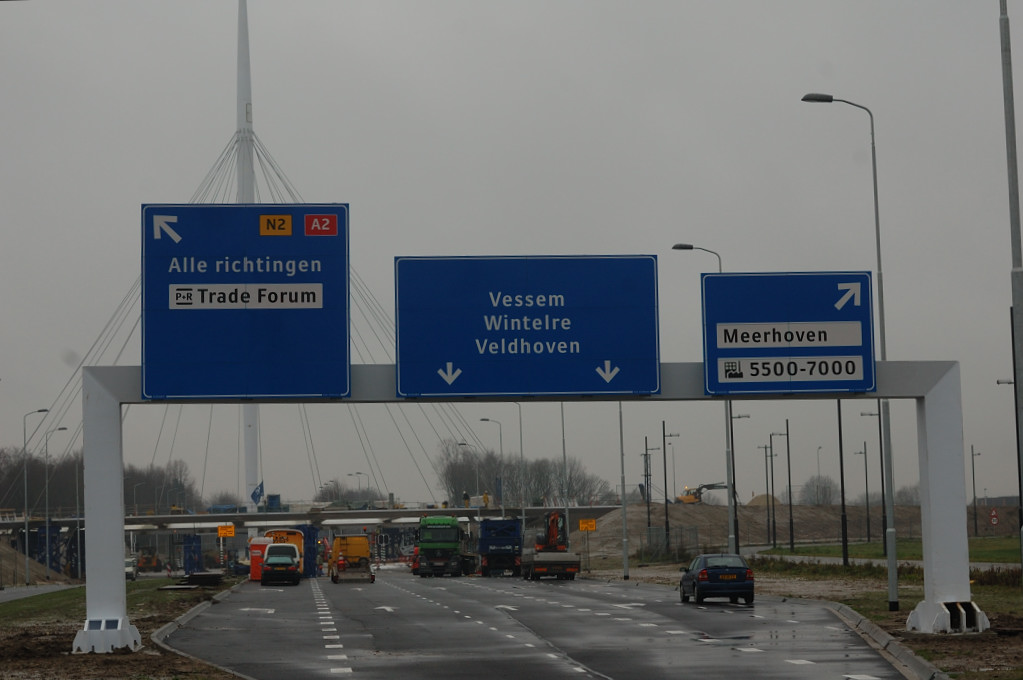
[718,574,737,580]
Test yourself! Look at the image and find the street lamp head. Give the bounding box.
[801,92,834,103]
[671,243,694,251]
[480,417,491,422]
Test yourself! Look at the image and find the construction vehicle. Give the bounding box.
[136,547,163,572]
[328,534,375,583]
[474,518,522,576]
[677,482,727,504]
[415,515,464,577]
[520,511,580,580]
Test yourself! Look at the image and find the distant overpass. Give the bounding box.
[0,505,621,534]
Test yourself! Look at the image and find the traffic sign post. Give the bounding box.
[702,272,875,394]
[142,204,350,399]
[395,255,660,397]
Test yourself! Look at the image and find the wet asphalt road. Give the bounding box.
[164,566,906,680]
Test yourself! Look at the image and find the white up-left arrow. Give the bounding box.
[153,215,182,243]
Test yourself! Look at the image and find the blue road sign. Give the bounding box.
[142,204,350,399]
[395,255,660,397]
[702,272,875,395]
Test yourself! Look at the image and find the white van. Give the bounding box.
[264,543,300,562]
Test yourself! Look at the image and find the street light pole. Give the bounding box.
[769,432,785,549]
[729,412,750,550]
[803,91,896,608]
[480,417,503,507]
[23,408,48,585]
[784,420,794,552]
[971,446,981,537]
[661,421,679,551]
[642,437,659,532]
[996,1,1023,593]
[672,243,740,553]
[43,426,67,578]
[757,444,771,545]
[861,410,888,554]
[816,446,823,505]
[512,402,525,530]
[458,443,480,499]
[854,443,871,542]
[836,402,850,567]
[347,472,366,500]
[131,483,143,516]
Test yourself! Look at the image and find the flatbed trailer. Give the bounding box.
[520,548,580,580]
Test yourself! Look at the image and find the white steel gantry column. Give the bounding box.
[72,368,141,653]
[906,363,989,633]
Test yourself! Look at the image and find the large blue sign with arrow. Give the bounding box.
[395,255,660,397]
[141,204,350,399]
[702,272,875,395]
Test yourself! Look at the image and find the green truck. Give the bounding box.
[415,516,465,577]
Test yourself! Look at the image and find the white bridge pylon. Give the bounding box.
[73,359,985,652]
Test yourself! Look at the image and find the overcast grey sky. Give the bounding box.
[2,1,1020,510]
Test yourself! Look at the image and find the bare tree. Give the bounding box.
[895,484,920,506]
[798,474,838,505]
[435,438,612,508]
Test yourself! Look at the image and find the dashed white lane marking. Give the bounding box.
[786,659,815,665]
[314,584,353,675]
[736,647,764,653]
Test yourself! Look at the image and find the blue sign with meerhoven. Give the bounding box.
[702,271,875,395]
[141,204,350,399]
[395,255,660,397]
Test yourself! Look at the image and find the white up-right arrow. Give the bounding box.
[834,282,861,310]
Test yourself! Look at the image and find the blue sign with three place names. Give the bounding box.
[702,271,875,395]
[395,255,660,397]
[141,204,350,399]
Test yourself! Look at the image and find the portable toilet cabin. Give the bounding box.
[248,537,273,581]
